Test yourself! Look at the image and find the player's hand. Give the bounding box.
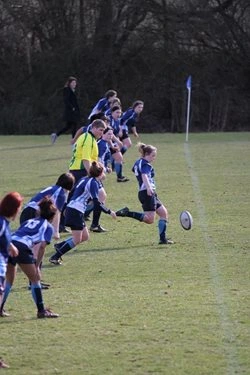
[146,188,153,196]
[9,244,19,257]
[110,211,117,219]
[106,167,112,174]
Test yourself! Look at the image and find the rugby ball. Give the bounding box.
[180,210,193,230]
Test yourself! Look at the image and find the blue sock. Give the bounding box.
[0,281,12,311]
[158,219,167,241]
[115,162,122,178]
[56,237,75,256]
[31,282,45,312]
[126,211,144,221]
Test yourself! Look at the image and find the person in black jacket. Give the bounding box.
[51,76,81,144]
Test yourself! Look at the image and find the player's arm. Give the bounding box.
[36,241,47,269]
[8,242,19,257]
[131,126,139,138]
[142,174,154,196]
[92,198,116,218]
[51,210,60,239]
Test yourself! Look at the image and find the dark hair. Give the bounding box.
[91,119,106,129]
[133,100,144,109]
[89,161,104,178]
[111,105,122,113]
[137,142,157,157]
[104,90,117,99]
[103,126,113,134]
[65,76,77,87]
[38,196,57,222]
[90,112,109,123]
[0,192,23,218]
[110,97,121,107]
[56,172,75,191]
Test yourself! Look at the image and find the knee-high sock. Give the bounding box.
[91,205,102,227]
[115,162,123,178]
[54,238,75,257]
[126,211,144,222]
[158,219,167,241]
[0,281,12,311]
[31,282,45,312]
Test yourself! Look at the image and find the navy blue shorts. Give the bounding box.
[64,207,86,231]
[8,241,35,266]
[138,190,162,212]
[119,129,129,140]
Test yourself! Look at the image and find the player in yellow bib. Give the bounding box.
[69,119,106,182]
[68,119,107,232]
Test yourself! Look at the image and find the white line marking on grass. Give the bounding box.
[184,142,239,375]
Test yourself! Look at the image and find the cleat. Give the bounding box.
[0,309,10,317]
[41,281,51,288]
[28,283,49,290]
[158,239,174,245]
[37,308,59,319]
[116,207,129,217]
[117,176,129,182]
[90,225,107,233]
[51,133,57,144]
[49,256,62,265]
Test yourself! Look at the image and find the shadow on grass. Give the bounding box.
[42,243,160,269]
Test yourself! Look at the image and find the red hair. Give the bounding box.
[0,192,23,218]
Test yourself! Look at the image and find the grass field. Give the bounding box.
[0,133,249,375]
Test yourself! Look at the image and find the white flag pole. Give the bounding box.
[185,76,192,142]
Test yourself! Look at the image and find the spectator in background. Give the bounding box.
[51,76,81,144]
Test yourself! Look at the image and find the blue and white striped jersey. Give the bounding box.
[88,98,109,119]
[12,217,54,248]
[132,158,156,191]
[25,185,66,212]
[98,139,111,169]
[67,177,99,213]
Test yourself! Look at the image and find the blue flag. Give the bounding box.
[186,75,192,90]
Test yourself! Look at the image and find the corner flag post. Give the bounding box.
[185,75,192,142]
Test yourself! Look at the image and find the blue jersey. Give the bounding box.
[88,98,109,119]
[12,217,54,249]
[108,115,121,136]
[121,108,137,130]
[25,185,66,212]
[0,216,11,259]
[67,177,99,213]
[132,158,156,191]
[98,139,111,169]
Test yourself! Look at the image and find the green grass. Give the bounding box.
[0,132,249,374]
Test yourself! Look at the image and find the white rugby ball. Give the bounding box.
[180,210,193,230]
